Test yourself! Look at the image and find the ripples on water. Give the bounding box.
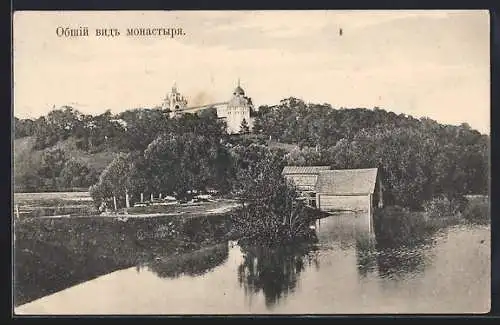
[15,214,490,314]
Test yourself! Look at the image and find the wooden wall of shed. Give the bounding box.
[316,194,370,212]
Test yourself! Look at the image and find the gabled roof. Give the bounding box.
[315,168,378,195]
[282,166,331,175]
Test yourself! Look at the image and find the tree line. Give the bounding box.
[15,98,489,212]
[15,148,100,192]
[254,98,489,210]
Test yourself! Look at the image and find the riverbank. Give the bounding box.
[373,197,489,247]
[15,214,490,315]
[14,211,233,306]
[14,199,323,306]
[15,194,488,307]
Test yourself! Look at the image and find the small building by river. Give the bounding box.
[283,166,384,215]
[315,168,383,215]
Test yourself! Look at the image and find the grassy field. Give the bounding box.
[13,191,240,220]
[14,191,92,202]
[13,191,97,218]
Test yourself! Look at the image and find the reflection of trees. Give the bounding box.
[147,242,229,278]
[372,212,438,280]
[237,242,319,309]
[354,232,434,281]
[373,207,437,248]
[373,242,431,280]
[355,233,378,278]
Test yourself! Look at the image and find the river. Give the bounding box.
[15,213,490,314]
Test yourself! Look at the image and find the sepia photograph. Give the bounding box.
[12,10,490,315]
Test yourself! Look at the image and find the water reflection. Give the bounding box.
[234,212,443,310]
[315,213,372,250]
[372,212,438,281]
[15,213,490,314]
[373,243,433,281]
[237,242,319,309]
[355,234,378,278]
[315,213,438,282]
[145,242,229,278]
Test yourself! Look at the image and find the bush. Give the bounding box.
[462,199,489,224]
[232,203,317,246]
[373,206,428,246]
[422,195,467,219]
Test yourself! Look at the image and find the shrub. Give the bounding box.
[232,203,317,246]
[462,199,489,224]
[422,195,467,219]
[374,206,427,246]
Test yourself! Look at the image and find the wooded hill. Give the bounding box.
[14,98,489,210]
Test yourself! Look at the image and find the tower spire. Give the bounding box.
[238,78,240,87]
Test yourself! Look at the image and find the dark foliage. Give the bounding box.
[237,242,319,308]
[15,99,488,211]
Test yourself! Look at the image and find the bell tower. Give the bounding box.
[226,79,252,133]
[162,82,188,118]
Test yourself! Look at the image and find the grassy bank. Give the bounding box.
[373,196,489,247]
[13,192,239,219]
[13,191,97,218]
[14,212,232,306]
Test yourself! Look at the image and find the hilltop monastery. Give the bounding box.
[161,80,254,134]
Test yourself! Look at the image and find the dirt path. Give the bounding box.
[33,201,241,220]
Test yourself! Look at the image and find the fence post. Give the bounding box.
[15,204,20,220]
[368,194,373,233]
[125,189,130,209]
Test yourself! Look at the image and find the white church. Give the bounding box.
[161,80,254,134]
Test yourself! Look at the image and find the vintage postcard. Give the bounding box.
[12,10,490,315]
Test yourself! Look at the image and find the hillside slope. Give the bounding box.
[13,137,43,181]
[14,136,117,191]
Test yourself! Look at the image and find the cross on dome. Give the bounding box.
[233,78,245,96]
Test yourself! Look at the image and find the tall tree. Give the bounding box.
[58,158,93,189]
[143,132,229,198]
[240,118,250,134]
[38,148,68,190]
[90,153,132,210]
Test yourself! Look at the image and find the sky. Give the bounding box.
[13,10,490,133]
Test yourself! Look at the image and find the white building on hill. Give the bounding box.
[162,80,254,134]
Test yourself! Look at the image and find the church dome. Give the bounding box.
[233,85,245,96]
[228,95,249,108]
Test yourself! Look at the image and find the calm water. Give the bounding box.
[15,214,490,314]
